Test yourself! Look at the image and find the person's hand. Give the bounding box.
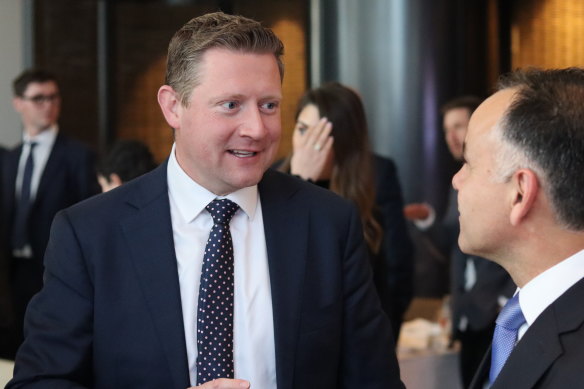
[403,203,431,221]
[290,117,334,181]
[188,378,250,388]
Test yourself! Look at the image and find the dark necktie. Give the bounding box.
[12,142,37,250]
[196,198,239,385]
[489,293,526,384]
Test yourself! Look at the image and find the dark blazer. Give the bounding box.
[1,133,99,262]
[450,250,515,334]
[0,147,12,329]
[8,164,404,389]
[272,155,414,340]
[470,276,584,389]
[0,133,98,359]
[371,155,414,338]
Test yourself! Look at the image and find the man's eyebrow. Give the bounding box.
[210,93,246,103]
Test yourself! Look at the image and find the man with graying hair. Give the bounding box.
[8,12,403,389]
[451,67,584,389]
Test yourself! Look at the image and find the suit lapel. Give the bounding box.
[469,346,491,389]
[119,162,190,388]
[493,311,562,388]
[493,278,584,388]
[35,134,64,201]
[259,170,308,389]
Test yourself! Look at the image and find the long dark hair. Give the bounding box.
[281,82,382,252]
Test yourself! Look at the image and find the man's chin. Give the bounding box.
[221,171,266,194]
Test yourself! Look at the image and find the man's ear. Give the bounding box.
[509,168,539,226]
[157,85,181,129]
[12,97,23,113]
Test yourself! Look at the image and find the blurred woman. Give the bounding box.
[277,82,414,341]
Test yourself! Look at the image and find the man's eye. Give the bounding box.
[221,101,238,110]
[261,101,279,111]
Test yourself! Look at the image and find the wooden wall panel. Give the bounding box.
[34,0,98,149]
[512,0,584,68]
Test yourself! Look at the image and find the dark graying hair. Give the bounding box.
[165,12,284,106]
[496,67,584,230]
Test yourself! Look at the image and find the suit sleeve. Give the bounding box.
[7,210,93,388]
[341,205,405,389]
[73,146,100,200]
[373,157,414,331]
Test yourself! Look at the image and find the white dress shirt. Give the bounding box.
[167,145,277,387]
[517,248,584,341]
[16,126,58,201]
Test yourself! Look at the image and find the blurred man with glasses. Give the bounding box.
[0,69,98,359]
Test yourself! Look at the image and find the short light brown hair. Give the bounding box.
[165,12,284,106]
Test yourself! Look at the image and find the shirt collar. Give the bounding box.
[519,248,584,325]
[167,143,258,224]
[23,125,58,146]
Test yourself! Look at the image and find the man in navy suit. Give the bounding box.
[8,12,403,389]
[0,69,98,359]
[452,68,584,388]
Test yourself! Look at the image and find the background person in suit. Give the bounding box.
[453,68,584,388]
[8,13,404,389]
[0,69,98,359]
[96,139,157,192]
[276,81,414,341]
[404,96,515,388]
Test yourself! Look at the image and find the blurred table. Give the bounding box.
[399,347,462,389]
[397,317,462,389]
[0,359,14,387]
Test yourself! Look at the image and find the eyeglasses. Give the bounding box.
[20,93,60,105]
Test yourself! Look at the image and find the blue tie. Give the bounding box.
[12,142,37,250]
[196,198,239,385]
[489,294,526,384]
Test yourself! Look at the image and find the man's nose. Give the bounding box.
[240,106,266,138]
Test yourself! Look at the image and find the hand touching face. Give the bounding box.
[290,104,334,181]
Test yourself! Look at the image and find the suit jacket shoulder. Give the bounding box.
[472,276,584,389]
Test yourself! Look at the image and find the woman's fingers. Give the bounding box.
[313,120,333,151]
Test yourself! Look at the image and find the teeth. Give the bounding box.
[231,150,255,157]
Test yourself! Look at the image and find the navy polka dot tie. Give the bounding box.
[196,199,239,385]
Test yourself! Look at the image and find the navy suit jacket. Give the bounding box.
[371,155,414,337]
[8,164,404,389]
[1,133,99,261]
[470,276,584,389]
[0,147,11,327]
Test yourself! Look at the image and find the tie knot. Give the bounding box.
[496,294,526,330]
[206,199,239,225]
